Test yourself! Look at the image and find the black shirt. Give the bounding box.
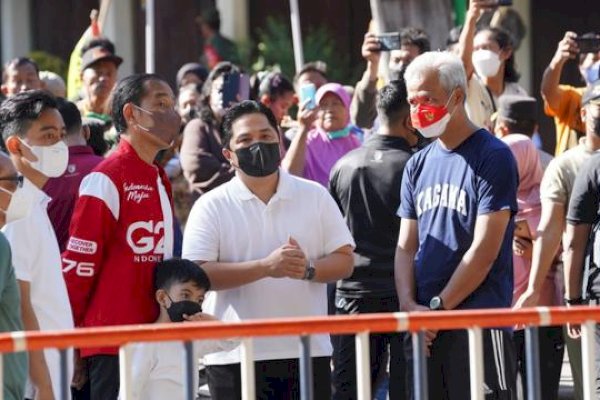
[329,134,413,298]
[567,153,600,225]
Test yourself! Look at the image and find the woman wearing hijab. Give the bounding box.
[283,83,362,187]
[502,134,564,400]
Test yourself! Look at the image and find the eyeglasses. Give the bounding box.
[0,175,24,188]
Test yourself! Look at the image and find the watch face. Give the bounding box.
[430,296,442,310]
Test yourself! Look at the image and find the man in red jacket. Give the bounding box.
[62,73,181,400]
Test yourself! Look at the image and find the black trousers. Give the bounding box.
[405,329,517,400]
[87,355,120,400]
[331,294,407,400]
[206,357,331,400]
[513,326,564,400]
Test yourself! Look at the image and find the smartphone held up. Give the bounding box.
[220,72,251,109]
[300,83,317,110]
[575,36,600,54]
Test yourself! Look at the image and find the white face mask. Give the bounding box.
[0,183,33,223]
[472,49,502,78]
[23,141,69,178]
[419,113,452,139]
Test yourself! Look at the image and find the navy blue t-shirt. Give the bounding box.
[398,129,518,309]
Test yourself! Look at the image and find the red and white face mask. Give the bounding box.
[410,90,456,139]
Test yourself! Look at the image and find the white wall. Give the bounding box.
[216,0,249,42]
[1,0,32,63]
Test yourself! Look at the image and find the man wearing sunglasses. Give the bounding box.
[0,90,74,400]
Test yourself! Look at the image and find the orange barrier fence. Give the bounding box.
[1,305,598,353]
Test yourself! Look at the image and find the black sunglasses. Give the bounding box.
[0,175,24,188]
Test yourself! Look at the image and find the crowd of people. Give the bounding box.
[0,1,599,400]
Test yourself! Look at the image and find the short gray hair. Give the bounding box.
[404,51,467,94]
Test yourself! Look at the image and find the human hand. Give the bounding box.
[71,350,88,390]
[361,33,381,65]
[567,322,582,339]
[553,31,578,64]
[513,287,540,310]
[183,312,218,322]
[297,100,319,131]
[262,237,307,279]
[5,136,48,188]
[513,236,533,260]
[403,301,438,355]
[467,0,495,21]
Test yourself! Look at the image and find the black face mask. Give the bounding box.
[234,142,281,177]
[166,294,203,322]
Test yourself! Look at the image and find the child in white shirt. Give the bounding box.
[119,259,237,400]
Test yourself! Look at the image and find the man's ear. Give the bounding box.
[82,125,91,142]
[454,86,466,105]
[260,94,271,106]
[222,147,233,163]
[156,289,169,308]
[581,105,587,124]
[123,103,136,127]
[5,136,22,156]
[1,84,8,97]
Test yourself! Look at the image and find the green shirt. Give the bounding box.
[0,233,27,400]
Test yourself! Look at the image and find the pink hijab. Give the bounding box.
[502,134,558,307]
[501,134,543,220]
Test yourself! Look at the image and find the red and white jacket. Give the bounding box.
[62,140,174,357]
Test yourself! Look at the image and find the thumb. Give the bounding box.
[287,235,299,247]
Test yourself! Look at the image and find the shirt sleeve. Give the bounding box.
[567,157,600,224]
[544,85,579,119]
[539,157,568,204]
[398,161,417,219]
[119,343,155,400]
[62,172,118,326]
[181,197,220,262]
[318,188,355,255]
[350,70,379,129]
[2,218,36,283]
[477,148,519,215]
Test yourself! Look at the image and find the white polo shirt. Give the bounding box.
[182,170,355,365]
[2,180,74,399]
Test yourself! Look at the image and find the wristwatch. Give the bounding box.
[429,296,445,311]
[303,260,316,281]
[564,297,586,306]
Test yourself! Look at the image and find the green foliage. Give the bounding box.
[252,17,360,85]
[28,51,67,81]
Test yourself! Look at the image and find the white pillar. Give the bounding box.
[216,0,249,42]
[1,0,32,64]
[513,0,532,95]
[102,0,135,79]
